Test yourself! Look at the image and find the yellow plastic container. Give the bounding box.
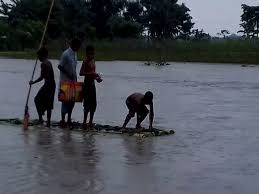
[59,81,83,102]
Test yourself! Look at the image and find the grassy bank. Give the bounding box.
[0,39,259,64]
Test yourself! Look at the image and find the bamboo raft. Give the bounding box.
[0,119,175,137]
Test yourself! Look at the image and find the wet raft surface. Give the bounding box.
[0,119,175,137]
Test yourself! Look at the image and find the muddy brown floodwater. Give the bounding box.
[1,59,259,194]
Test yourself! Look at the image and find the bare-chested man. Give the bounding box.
[122,91,154,130]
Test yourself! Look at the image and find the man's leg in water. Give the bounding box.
[47,109,51,127]
[38,114,43,124]
[136,107,149,129]
[83,93,89,129]
[60,103,67,128]
[89,110,95,128]
[122,100,135,129]
[122,113,133,128]
[61,112,66,122]
[67,112,72,125]
[82,110,89,129]
[83,97,93,129]
[34,96,44,124]
[88,97,97,128]
[67,102,75,126]
[88,85,97,128]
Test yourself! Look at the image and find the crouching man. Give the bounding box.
[122,91,154,131]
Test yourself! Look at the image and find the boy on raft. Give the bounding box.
[80,45,102,129]
[122,91,154,131]
[29,47,56,127]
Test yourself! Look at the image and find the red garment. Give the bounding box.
[80,58,96,79]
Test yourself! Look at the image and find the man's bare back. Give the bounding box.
[127,93,145,110]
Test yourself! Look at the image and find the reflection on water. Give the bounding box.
[123,137,154,165]
[122,137,159,194]
[16,128,103,194]
[1,59,259,194]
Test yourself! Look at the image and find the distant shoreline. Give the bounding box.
[0,51,258,65]
[0,40,258,65]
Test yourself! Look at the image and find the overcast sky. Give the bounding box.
[179,0,258,35]
[2,0,259,35]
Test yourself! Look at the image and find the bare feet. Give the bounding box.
[136,124,144,132]
[59,120,66,128]
[36,119,44,125]
[120,128,128,133]
[136,124,142,128]
[81,123,94,130]
[88,122,94,130]
[46,122,51,128]
[67,121,74,130]
[81,123,88,130]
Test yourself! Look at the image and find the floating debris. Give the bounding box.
[241,64,256,67]
[144,62,171,66]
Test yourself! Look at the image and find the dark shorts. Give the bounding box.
[35,82,56,115]
[126,99,149,118]
[83,80,97,112]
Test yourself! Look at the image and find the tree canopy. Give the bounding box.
[240,4,259,38]
[0,0,194,50]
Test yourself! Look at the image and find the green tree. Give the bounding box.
[192,29,211,40]
[217,30,230,39]
[1,0,63,39]
[61,0,93,39]
[240,4,259,38]
[109,16,142,38]
[141,0,194,39]
[124,1,144,23]
[0,18,10,50]
[90,0,126,39]
[0,0,195,49]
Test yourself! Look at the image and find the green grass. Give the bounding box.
[1,39,259,64]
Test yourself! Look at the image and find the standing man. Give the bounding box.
[58,38,81,127]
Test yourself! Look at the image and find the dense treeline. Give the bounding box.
[0,0,194,50]
[0,0,258,56]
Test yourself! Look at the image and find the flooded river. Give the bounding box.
[1,59,259,194]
